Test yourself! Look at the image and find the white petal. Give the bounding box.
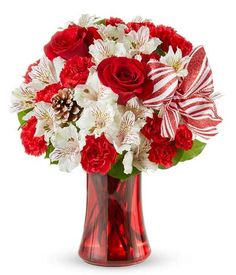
[78,14,97,27]
[34,121,45,137]
[137,26,150,44]
[58,157,79,172]
[29,55,63,88]
[51,125,79,148]
[123,151,134,174]
[76,108,94,131]
[89,40,116,64]
[49,125,81,173]
[141,37,161,54]
[10,84,36,113]
[34,102,57,139]
[89,40,129,64]
[97,24,126,42]
[50,149,80,173]
[53,57,66,80]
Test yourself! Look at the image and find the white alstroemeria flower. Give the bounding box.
[34,102,57,141]
[98,24,127,42]
[50,125,82,172]
[74,72,118,107]
[160,46,191,77]
[126,26,161,55]
[123,137,157,174]
[108,111,140,154]
[29,56,65,89]
[89,39,129,64]
[125,97,153,121]
[131,16,151,23]
[77,101,117,137]
[78,14,97,27]
[10,83,36,113]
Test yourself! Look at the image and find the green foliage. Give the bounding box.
[158,140,206,169]
[17,108,33,127]
[45,143,54,159]
[94,19,106,25]
[155,46,166,57]
[108,155,140,180]
[180,140,206,162]
[45,143,58,165]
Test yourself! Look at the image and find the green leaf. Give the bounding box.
[173,149,184,165]
[17,108,33,127]
[45,143,58,165]
[45,143,55,159]
[158,148,184,169]
[180,140,206,162]
[94,19,106,25]
[108,155,140,181]
[155,46,166,57]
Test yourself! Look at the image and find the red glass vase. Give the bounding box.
[79,173,151,266]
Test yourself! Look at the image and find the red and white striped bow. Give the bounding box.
[143,46,222,140]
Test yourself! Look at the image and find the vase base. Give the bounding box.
[79,250,151,267]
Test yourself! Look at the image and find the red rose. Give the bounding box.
[148,141,177,168]
[97,56,149,104]
[60,56,93,88]
[141,113,167,143]
[105,17,125,26]
[21,117,48,156]
[81,134,117,175]
[155,25,193,56]
[44,25,100,60]
[36,83,61,103]
[175,124,193,150]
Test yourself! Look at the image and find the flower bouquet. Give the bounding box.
[11,15,222,266]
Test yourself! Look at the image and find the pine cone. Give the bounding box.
[52,88,81,123]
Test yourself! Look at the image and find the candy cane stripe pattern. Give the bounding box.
[179,46,214,98]
[160,101,180,139]
[143,62,178,108]
[179,96,222,139]
[158,46,222,140]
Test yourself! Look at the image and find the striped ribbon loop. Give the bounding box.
[144,46,222,140]
[143,62,178,109]
[178,96,222,139]
[179,46,214,98]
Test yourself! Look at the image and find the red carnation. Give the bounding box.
[148,141,177,168]
[81,134,117,175]
[105,17,125,26]
[35,83,61,103]
[24,60,39,83]
[141,113,167,144]
[44,25,101,60]
[141,52,160,63]
[21,117,48,156]
[60,56,93,88]
[175,124,193,150]
[126,21,157,37]
[155,25,193,56]
[97,56,150,104]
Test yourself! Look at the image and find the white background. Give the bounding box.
[0,0,235,274]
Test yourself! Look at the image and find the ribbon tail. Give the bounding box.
[160,102,180,140]
[179,96,222,140]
